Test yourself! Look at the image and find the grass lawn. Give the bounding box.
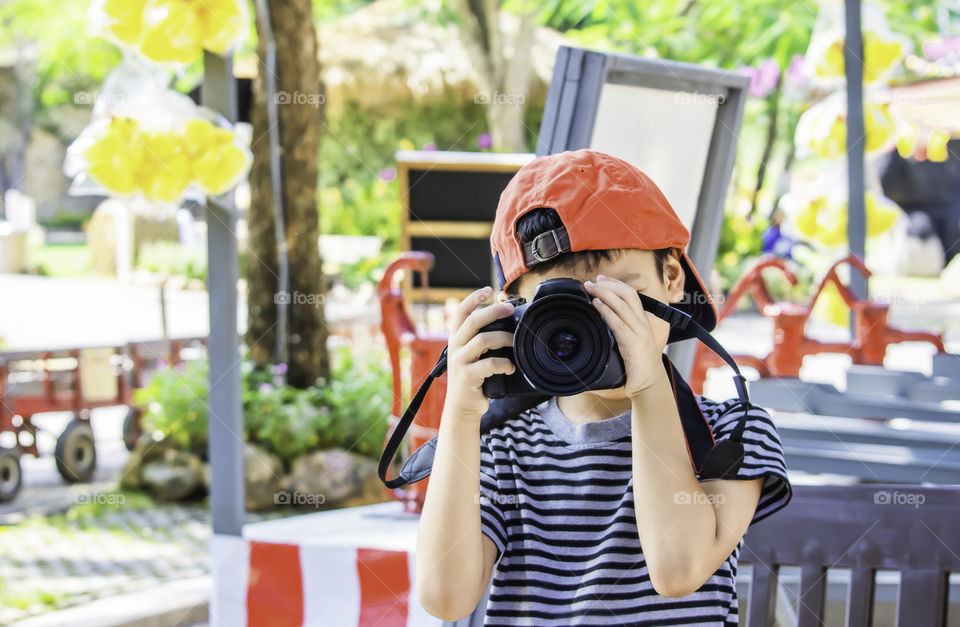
[32,244,100,279]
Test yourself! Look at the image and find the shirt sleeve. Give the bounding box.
[478,436,508,558]
[702,399,793,526]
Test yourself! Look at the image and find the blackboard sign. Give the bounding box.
[397,150,534,302]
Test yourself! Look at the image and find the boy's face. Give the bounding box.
[509,249,686,396]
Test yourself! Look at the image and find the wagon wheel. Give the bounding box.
[0,448,22,502]
[123,407,143,452]
[55,418,97,483]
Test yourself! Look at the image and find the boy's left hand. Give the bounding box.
[584,274,664,399]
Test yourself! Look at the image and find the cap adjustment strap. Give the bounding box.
[522,226,571,267]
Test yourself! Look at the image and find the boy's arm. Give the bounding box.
[583,275,779,598]
[628,367,763,598]
[415,286,515,621]
[416,415,498,621]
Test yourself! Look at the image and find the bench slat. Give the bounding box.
[747,563,778,627]
[898,569,948,625]
[845,565,874,625]
[797,563,826,627]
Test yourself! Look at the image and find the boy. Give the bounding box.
[416,149,792,625]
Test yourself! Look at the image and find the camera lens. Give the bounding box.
[548,330,579,360]
[513,293,612,395]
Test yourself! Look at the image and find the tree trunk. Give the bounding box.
[248,0,329,388]
[453,0,534,152]
[749,74,782,220]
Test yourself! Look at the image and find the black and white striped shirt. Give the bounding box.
[478,393,792,626]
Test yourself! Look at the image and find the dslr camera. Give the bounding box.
[479,277,627,398]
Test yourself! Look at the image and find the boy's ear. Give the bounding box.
[665,249,686,304]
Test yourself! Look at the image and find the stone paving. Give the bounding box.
[0,503,289,625]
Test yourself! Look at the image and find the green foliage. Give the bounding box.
[134,359,210,455]
[242,363,328,464]
[136,242,208,282]
[0,578,67,610]
[313,0,378,24]
[317,345,391,460]
[31,244,94,279]
[37,210,89,231]
[714,211,816,307]
[134,345,391,465]
[0,0,120,115]
[318,98,481,250]
[318,94,544,251]
[715,211,767,292]
[327,250,396,290]
[64,490,155,521]
[320,177,401,252]
[540,0,818,69]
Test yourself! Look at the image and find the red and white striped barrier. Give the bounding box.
[211,502,449,627]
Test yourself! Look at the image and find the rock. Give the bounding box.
[244,444,284,511]
[119,435,177,491]
[284,448,386,510]
[140,449,205,501]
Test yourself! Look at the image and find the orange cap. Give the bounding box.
[490,149,717,343]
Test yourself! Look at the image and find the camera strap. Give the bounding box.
[378,293,752,489]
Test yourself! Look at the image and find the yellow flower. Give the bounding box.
[817,207,847,248]
[185,117,249,194]
[140,0,203,63]
[896,123,917,159]
[321,187,343,206]
[817,39,846,78]
[84,118,143,195]
[194,142,248,194]
[864,103,896,153]
[196,0,246,54]
[812,281,849,327]
[863,32,903,83]
[865,192,900,237]
[811,31,903,84]
[135,130,193,202]
[102,0,148,45]
[793,200,821,238]
[927,129,950,162]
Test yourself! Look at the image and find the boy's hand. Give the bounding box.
[584,274,664,399]
[444,286,517,422]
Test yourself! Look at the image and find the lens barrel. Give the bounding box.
[513,293,612,395]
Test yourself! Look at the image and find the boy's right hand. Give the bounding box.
[444,286,517,422]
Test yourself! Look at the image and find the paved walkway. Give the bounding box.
[0,504,289,625]
[0,273,378,351]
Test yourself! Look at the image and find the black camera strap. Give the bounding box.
[378,293,751,489]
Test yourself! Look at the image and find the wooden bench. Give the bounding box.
[740,484,960,626]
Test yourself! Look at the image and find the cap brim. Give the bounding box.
[668,251,719,344]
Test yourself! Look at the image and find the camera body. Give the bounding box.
[479,277,627,398]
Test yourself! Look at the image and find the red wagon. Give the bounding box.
[0,336,208,502]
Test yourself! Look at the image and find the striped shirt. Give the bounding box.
[477,393,792,626]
